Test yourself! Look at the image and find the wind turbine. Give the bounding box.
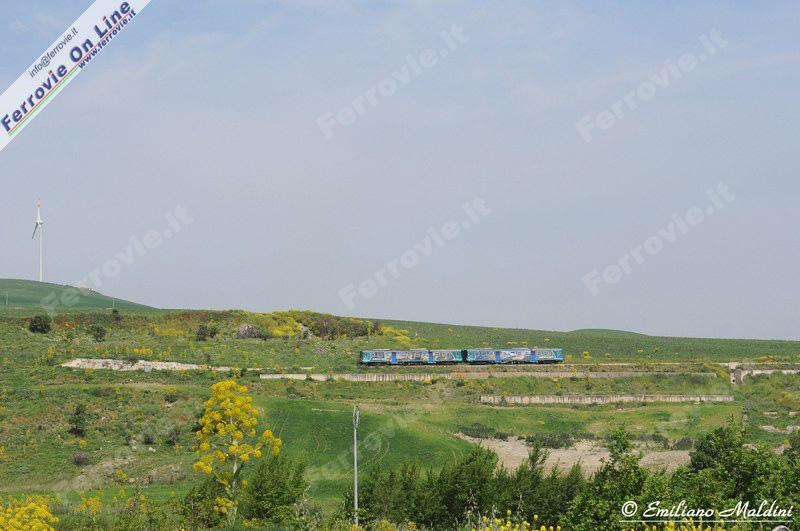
[32,198,44,282]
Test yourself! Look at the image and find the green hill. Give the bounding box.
[0,278,155,311]
[569,328,648,337]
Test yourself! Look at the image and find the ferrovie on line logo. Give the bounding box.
[0,0,152,154]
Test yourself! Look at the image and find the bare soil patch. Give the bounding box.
[456,435,689,474]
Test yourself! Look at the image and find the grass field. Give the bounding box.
[1,281,799,519]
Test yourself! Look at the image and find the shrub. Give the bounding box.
[196,323,219,341]
[142,430,156,445]
[89,324,106,342]
[165,425,181,447]
[242,454,308,524]
[73,452,90,466]
[69,403,88,436]
[28,314,52,334]
[111,308,123,322]
[0,497,59,529]
[458,423,509,440]
[164,389,179,403]
[525,432,575,449]
[181,479,225,529]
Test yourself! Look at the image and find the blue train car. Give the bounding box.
[430,349,463,364]
[534,348,564,363]
[498,348,534,364]
[359,349,393,364]
[361,347,563,365]
[465,348,499,364]
[394,349,429,364]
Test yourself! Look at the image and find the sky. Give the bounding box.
[1,1,798,339]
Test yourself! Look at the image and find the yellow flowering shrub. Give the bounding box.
[192,379,282,525]
[380,325,414,347]
[0,498,59,530]
[77,495,102,515]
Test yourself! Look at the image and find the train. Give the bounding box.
[359,347,564,365]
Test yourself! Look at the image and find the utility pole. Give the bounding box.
[353,404,360,527]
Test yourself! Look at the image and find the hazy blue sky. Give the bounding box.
[1,1,798,339]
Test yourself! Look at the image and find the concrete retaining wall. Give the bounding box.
[481,394,734,405]
[61,358,719,384]
[259,371,717,382]
[738,369,800,383]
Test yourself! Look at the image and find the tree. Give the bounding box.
[192,380,282,526]
[29,314,52,334]
[689,424,742,472]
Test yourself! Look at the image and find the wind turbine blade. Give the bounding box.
[32,223,39,239]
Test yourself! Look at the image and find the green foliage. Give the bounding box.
[242,454,308,525]
[351,445,585,529]
[605,425,634,461]
[564,427,647,531]
[165,425,181,446]
[28,314,51,334]
[689,423,743,472]
[525,432,578,448]
[89,323,107,342]
[69,403,88,436]
[195,323,219,341]
[142,430,156,445]
[283,310,375,339]
[458,422,509,440]
[181,478,225,529]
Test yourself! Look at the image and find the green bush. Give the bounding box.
[525,432,575,449]
[89,323,107,342]
[458,422,509,440]
[181,478,225,529]
[242,454,308,525]
[69,403,87,436]
[196,323,219,341]
[28,314,52,334]
[165,425,181,446]
[142,430,156,445]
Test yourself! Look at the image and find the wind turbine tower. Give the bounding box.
[32,198,44,282]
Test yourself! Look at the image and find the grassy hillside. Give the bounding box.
[1,307,799,524]
[0,279,155,311]
[380,319,800,364]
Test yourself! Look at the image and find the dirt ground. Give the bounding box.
[456,435,690,474]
